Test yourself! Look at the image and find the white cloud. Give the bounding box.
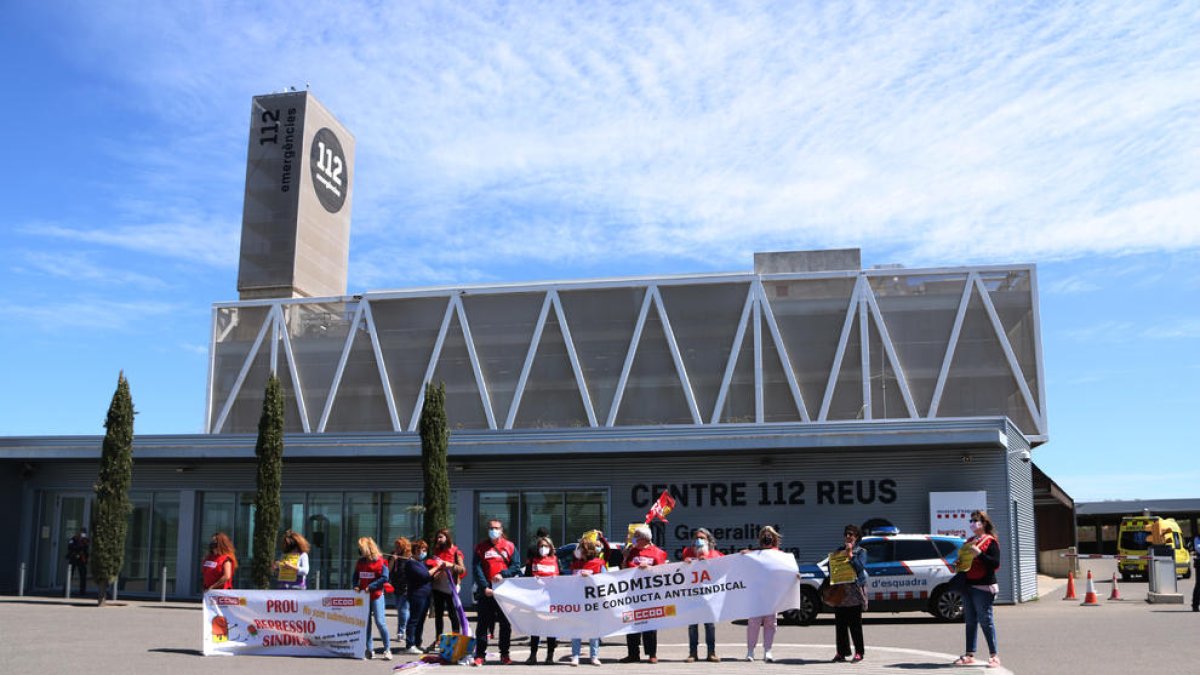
[0,299,181,332]
[27,1,1200,284]
[30,221,238,268]
[15,250,168,288]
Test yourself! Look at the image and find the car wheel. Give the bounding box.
[931,586,964,622]
[794,587,821,625]
[1120,572,1131,583]
[1181,568,1192,580]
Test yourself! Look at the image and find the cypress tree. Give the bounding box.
[91,372,135,606]
[251,374,285,589]
[420,381,451,544]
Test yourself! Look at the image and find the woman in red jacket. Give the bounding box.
[201,532,237,590]
[682,528,723,662]
[620,525,668,664]
[524,535,560,664]
[428,528,466,641]
[355,536,394,660]
[953,510,1001,669]
[569,537,607,666]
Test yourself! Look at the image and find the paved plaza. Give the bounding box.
[3,564,1197,675]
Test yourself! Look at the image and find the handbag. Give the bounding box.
[819,578,848,606]
[947,571,968,592]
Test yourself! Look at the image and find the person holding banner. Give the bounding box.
[472,519,520,666]
[828,524,867,663]
[403,539,434,654]
[682,528,723,663]
[202,532,237,591]
[744,526,781,662]
[952,510,1001,669]
[620,525,668,664]
[568,536,607,666]
[272,530,310,590]
[429,529,467,640]
[389,537,411,646]
[524,534,560,665]
[354,536,394,660]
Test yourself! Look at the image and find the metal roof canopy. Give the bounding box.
[1076,499,1200,517]
[0,417,1011,461]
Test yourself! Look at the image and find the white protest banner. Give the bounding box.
[493,549,801,640]
[930,491,987,538]
[202,589,369,658]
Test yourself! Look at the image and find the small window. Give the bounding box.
[932,539,958,559]
[893,540,940,562]
[860,539,892,564]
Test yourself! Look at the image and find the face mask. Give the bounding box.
[694,539,707,550]
[969,521,983,533]
[488,528,501,541]
[760,538,774,548]
[417,552,427,560]
[209,542,218,551]
[539,546,550,557]
[573,546,583,559]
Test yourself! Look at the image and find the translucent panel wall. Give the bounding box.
[209,265,1044,438]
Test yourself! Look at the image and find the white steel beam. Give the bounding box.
[212,306,276,434]
[753,296,763,424]
[454,295,498,430]
[652,286,703,425]
[973,275,1046,435]
[269,309,280,376]
[317,303,366,433]
[551,291,598,428]
[205,306,218,433]
[928,274,974,418]
[859,283,870,420]
[407,297,457,432]
[1029,267,1048,433]
[755,281,810,422]
[862,284,918,418]
[506,293,553,430]
[275,305,312,433]
[711,287,755,424]
[819,278,863,421]
[362,301,402,432]
[606,287,654,427]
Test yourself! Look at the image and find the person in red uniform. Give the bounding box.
[524,535,560,665]
[355,536,395,660]
[201,532,237,590]
[620,525,668,664]
[682,527,723,662]
[472,519,520,666]
[570,537,607,666]
[428,528,467,641]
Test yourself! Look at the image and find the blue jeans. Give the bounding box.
[365,593,391,653]
[688,623,716,656]
[571,638,600,659]
[407,593,432,649]
[394,592,410,639]
[963,586,997,655]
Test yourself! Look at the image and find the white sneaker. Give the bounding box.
[591,657,602,666]
[764,650,774,663]
[745,650,755,662]
[570,656,580,666]
[381,650,393,661]
[406,646,423,654]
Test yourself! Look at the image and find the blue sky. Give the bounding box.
[1,2,1197,501]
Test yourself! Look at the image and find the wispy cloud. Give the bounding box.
[29,221,238,268]
[26,1,1200,285]
[0,299,181,332]
[14,250,168,288]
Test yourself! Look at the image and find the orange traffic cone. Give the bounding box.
[1062,571,1077,600]
[1108,573,1123,601]
[1080,570,1100,606]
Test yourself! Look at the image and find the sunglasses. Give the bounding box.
[969,519,980,523]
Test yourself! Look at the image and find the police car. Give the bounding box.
[793,530,966,624]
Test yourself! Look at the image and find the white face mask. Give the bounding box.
[694,539,707,550]
[488,528,502,541]
[539,546,550,557]
[969,520,983,534]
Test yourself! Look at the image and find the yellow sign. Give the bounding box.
[955,541,976,572]
[828,552,856,585]
[277,553,300,582]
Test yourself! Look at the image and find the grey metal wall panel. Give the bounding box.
[1006,426,1037,601]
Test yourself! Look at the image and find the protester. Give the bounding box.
[272,530,310,589]
[389,537,412,645]
[569,537,606,666]
[953,510,1001,669]
[744,525,781,662]
[473,519,520,666]
[354,536,394,660]
[429,528,467,640]
[525,534,560,665]
[65,528,89,596]
[620,524,668,664]
[201,532,237,591]
[404,539,434,654]
[682,527,723,663]
[828,524,868,663]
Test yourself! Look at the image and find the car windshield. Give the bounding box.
[1120,530,1150,550]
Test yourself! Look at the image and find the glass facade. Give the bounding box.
[476,490,609,555]
[209,266,1044,438]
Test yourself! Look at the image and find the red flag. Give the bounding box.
[645,490,676,524]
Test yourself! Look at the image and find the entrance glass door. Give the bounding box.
[34,493,91,589]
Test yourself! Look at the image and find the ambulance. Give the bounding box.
[1117,516,1191,581]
